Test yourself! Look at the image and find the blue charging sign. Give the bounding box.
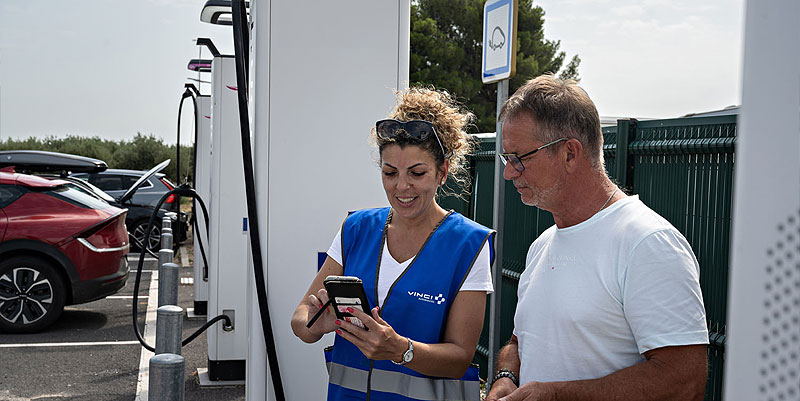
[482,0,517,83]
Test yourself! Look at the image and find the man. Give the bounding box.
[486,75,709,401]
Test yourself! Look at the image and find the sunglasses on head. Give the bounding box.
[375,119,448,158]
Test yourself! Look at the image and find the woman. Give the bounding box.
[291,88,495,401]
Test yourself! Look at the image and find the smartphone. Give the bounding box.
[323,275,371,330]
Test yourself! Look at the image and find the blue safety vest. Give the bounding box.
[326,207,495,401]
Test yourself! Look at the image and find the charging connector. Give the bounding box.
[222,309,235,331]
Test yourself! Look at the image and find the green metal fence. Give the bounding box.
[438,115,736,400]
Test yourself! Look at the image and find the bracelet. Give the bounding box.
[493,369,519,387]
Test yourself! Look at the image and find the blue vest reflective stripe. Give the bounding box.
[327,207,495,401]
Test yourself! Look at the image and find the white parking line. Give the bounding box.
[180,245,190,267]
[135,270,158,401]
[105,295,149,299]
[0,341,140,348]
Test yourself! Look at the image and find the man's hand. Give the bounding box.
[497,381,556,401]
[486,377,517,401]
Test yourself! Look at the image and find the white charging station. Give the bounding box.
[724,1,800,400]
[202,53,250,381]
[191,92,211,317]
[242,1,410,400]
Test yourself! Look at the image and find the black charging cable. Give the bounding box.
[176,89,193,187]
[176,85,209,280]
[185,84,209,281]
[131,186,230,352]
[231,1,286,399]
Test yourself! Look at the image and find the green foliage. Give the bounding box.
[559,55,581,81]
[410,0,580,132]
[0,134,194,184]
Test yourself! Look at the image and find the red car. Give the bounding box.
[0,168,129,333]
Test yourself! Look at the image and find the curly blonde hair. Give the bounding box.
[371,87,476,198]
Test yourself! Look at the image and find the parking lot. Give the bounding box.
[0,249,245,401]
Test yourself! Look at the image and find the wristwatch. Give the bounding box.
[493,369,519,387]
[392,337,414,366]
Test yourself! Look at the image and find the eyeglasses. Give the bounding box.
[498,137,568,172]
[375,119,448,158]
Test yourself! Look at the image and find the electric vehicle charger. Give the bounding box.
[176,88,193,187]
[170,87,194,255]
[230,1,286,399]
[131,186,229,352]
[176,83,210,291]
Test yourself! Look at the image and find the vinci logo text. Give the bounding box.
[408,291,446,305]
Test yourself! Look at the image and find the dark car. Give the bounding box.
[0,168,129,333]
[70,169,180,212]
[0,151,188,251]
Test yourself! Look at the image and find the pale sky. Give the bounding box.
[0,0,744,144]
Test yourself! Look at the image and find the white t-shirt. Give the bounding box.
[514,195,709,384]
[327,229,493,306]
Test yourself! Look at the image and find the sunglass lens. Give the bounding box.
[404,121,433,140]
[376,120,401,139]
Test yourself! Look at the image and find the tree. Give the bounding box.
[0,134,193,184]
[410,0,581,132]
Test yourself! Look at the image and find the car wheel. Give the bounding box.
[0,256,66,333]
[132,220,162,252]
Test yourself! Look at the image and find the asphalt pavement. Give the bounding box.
[0,249,245,401]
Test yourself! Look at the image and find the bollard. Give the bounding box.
[156,305,184,355]
[164,212,177,229]
[159,263,180,307]
[161,231,173,251]
[158,249,174,270]
[149,353,185,401]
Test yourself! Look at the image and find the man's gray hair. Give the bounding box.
[499,74,604,170]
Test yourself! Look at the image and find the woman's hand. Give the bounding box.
[304,288,338,337]
[334,306,407,362]
[290,256,344,343]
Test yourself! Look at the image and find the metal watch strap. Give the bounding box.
[493,369,519,387]
[391,337,413,366]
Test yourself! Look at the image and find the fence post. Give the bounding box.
[614,118,637,191]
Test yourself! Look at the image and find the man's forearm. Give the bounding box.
[486,336,522,401]
[495,335,521,375]
[544,345,707,401]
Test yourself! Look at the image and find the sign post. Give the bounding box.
[482,0,517,382]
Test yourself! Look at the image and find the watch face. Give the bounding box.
[403,350,413,363]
